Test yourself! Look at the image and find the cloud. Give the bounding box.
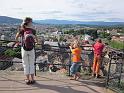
[12,8,23,10]
[39,10,63,15]
[17,10,62,15]
[0,0,124,21]
[65,11,115,21]
[106,18,124,22]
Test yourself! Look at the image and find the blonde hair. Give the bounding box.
[73,40,80,48]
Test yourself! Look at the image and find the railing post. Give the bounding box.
[118,62,123,87]
[34,47,36,76]
[68,52,71,76]
[106,57,112,88]
[34,63,36,76]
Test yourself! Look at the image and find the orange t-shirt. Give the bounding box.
[71,47,82,62]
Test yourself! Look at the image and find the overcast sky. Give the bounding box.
[0,0,124,21]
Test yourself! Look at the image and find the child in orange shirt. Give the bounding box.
[69,40,82,80]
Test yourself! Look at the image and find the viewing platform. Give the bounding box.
[0,70,114,93]
[0,40,123,93]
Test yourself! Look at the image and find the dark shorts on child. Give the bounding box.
[70,62,81,75]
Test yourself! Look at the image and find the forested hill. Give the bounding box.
[0,16,22,24]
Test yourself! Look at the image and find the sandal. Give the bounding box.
[30,80,36,84]
[70,77,76,80]
[25,79,30,85]
[75,76,81,80]
[92,73,96,78]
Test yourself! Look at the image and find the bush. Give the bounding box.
[109,40,124,50]
[4,49,17,57]
[13,47,21,52]
[4,48,21,59]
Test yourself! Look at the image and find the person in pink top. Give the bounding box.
[92,39,104,78]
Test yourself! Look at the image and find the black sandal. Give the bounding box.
[30,80,36,84]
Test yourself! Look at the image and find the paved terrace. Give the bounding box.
[0,70,115,93]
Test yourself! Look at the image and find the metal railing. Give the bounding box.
[0,40,93,76]
[105,51,124,89]
[1,39,124,89]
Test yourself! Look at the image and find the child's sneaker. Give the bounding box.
[92,73,96,78]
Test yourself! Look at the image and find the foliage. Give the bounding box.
[109,40,124,50]
[59,35,65,41]
[13,47,21,52]
[4,48,21,58]
[118,28,124,34]
[4,49,17,57]
[64,28,98,39]
[98,32,110,38]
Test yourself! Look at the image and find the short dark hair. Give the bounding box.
[97,38,102,43]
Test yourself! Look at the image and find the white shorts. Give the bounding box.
[21,47,35,75]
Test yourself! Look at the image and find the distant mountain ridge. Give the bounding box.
[34,19,124,26]
[0,16,124,26]
[0,16,22,24]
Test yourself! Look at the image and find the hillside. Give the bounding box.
[0,16,124,26]
[34,19,124,26]
[0,16,22,24]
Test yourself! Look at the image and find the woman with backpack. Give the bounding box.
[15,17,38,85]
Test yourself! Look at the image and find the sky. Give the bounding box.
[0,0,124,22]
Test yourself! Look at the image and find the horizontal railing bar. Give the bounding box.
[0,61,91,67]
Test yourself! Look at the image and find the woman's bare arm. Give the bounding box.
[15,32,20,42]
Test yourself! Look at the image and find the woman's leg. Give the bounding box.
[29,49,35,82]
[96,55,101,77]
[30,74,35,83]
[26,74,30,81]
[21,48,30,84]
[92,55,97,76]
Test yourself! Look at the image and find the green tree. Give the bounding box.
[109,40,124,50]
[4,48,21,58]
